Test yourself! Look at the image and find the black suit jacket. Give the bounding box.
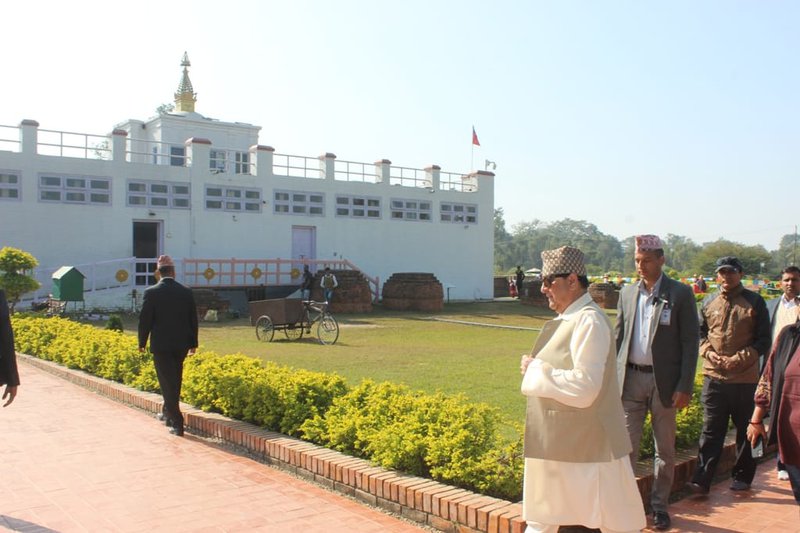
[0,290,20,386]
[138,278,198,354]
[615,274,700,407]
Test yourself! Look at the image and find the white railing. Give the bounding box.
[389,166,428,188]
[0,124,20,153]
[38,129,111,160]
[439,171,476,192]
[11,123,481,193]
[272,153,324,179]
[333,159,380,184]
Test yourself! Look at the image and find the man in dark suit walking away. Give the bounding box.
[0,289,20,407]
[615,235,700,531]
[138,255,198,436]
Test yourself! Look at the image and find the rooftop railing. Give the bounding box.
[38,129,111,160]
[7,122,488,193]
[272,153,324,179]
[0,124,20,152]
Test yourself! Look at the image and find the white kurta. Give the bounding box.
[521,293,645,532]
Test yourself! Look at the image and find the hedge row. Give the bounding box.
[10,316,524,500]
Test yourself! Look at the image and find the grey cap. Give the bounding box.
[541,246,586,277]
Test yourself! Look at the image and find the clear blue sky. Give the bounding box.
[4,1,798,249]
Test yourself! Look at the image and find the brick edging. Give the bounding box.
[18,354,738,533]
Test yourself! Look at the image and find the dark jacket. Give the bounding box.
[615,274,700,407]
[699,284,770,383]
[757,321,800,446]
[0,290,20,387]
[138,278,198,353]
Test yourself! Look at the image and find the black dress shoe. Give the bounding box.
[169,426,184,436]
[653,511,671,531]
[156,413,173,427]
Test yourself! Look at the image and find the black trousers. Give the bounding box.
[692,377,757,489]
[785,464,800,504]
[153,349,188,428]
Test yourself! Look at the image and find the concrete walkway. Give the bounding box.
[1,359,798,532]
[0,361,426,533]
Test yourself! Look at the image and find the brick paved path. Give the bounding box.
[652,472,800,532]
[0,362,426,533]
[2,359,799,533]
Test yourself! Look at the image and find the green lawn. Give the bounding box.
[126,300,558,423]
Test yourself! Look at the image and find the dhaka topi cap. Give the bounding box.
[635,234,664,253]
[715,256,744,273]
[541,246,586,277]
[156,255,175,269]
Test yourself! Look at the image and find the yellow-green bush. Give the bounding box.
[301,380,523,500]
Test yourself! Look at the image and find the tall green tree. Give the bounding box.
[0,247,41,313]
[690,239,772,277]
[663,234,701,274]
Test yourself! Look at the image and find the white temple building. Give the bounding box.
[0,54,495,310]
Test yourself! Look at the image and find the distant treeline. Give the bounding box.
[493,208,798,278]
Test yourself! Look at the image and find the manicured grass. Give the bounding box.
[126,300,557,424]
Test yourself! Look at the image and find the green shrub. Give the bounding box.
[301,380,523,500]
[105,314,124,332]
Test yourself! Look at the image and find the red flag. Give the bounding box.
[472,126,480,146]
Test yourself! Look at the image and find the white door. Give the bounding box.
[292,226,316,268]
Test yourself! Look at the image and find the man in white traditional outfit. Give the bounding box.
[520,246,646,533]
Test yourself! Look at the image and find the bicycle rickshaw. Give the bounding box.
[249,298,339,345]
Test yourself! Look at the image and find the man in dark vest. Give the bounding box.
[138,255,198,436]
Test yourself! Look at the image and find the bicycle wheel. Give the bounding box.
[284,320,305,340]
[316,313,339,345]
[255,316,274,342]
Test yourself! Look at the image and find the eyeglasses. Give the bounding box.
[542,273,570,288]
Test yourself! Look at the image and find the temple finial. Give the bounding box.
[174,52,197,113]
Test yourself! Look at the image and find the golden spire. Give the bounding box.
[174,52,197,113]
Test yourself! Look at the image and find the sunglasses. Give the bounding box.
[542,273,570,288]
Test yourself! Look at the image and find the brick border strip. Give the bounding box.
[19,354,739,533]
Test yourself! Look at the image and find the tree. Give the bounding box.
[663,234,701,275]
[156,103,175,115]
[690,239,772,277]
[0,247,40,313]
